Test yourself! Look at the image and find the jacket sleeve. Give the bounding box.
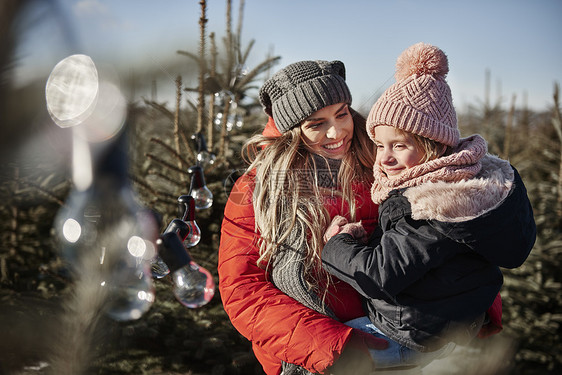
[321,213,456,300]
[218,176,353,374]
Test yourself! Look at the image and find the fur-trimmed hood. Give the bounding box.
[404,154,514,222]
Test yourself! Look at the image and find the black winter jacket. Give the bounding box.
[322,158,536,352]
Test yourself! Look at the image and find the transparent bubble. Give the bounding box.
[45,54,99,128]
[190,186,213,210]
[127,235,147,258]
[171,261,215,308]
[104,268,156,321]
[62,218,82,243]
[45,54,127,143]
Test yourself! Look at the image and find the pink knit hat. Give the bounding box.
[367,42,460,147]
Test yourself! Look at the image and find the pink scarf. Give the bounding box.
[371,135,488,204]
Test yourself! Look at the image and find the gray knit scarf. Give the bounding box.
[270,154,342,375]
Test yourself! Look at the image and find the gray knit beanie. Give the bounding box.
[259,60,352,133]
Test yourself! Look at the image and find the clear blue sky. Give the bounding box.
[15,0,562,113]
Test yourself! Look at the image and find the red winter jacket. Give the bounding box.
[218,172,379,374]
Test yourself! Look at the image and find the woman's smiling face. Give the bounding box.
[300,103,354,160]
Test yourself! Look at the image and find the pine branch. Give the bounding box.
[173,76,183,175]
[149,137,193,168]
[207,32,218,150]
[130,174,161,197]
[552,82,562,142]
[551,82,562,219]
[503,94,516,159]
[179,128,196,162]
[236,0,245,54]
[142,99,175,121]
[240,39,255,65]
[17,178,66,206]
[131,173,179,206]
[196,0,208,133]
[147,170,184,189]
[176,50,200,62]
[146,152,187,175]
[235,56,280,90]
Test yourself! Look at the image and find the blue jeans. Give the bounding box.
[346,316,455,369]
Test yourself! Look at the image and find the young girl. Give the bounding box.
[322,43,536,371]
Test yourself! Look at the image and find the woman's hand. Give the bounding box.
[324,215,348,243]
[324,215,368,244]
[339,221,368,243]
[328,329,388,374]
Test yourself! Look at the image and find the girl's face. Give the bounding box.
[374,125,425,178]
[300,103,354,160]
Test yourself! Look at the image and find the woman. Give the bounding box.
[218,60,387,374]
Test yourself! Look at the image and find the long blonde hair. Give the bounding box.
[242,108,375,293]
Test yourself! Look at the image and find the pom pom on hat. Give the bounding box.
[367,42,460,147]
[395,42,449,81]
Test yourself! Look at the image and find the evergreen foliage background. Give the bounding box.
[0,1,560,374]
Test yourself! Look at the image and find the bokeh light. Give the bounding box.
[62,218,82,243]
